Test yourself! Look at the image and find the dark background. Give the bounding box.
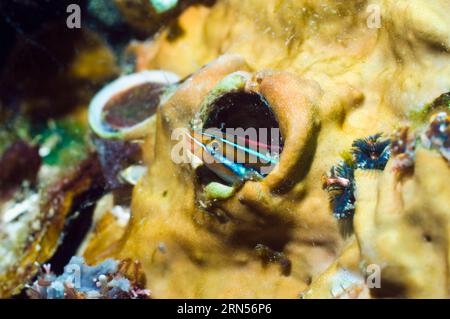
[0,1,88,71]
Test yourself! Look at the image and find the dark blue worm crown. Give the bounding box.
[324,134,391,219]
[351,133,391,170]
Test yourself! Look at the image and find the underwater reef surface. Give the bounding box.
[0,0,449,299]
[27,256,149,299]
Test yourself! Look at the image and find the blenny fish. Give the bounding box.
[184,129,280,186]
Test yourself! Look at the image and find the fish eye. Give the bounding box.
[211,141,220,150]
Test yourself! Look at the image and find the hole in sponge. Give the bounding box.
[200,91,284,181]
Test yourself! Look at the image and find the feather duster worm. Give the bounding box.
[324,134,391,219]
